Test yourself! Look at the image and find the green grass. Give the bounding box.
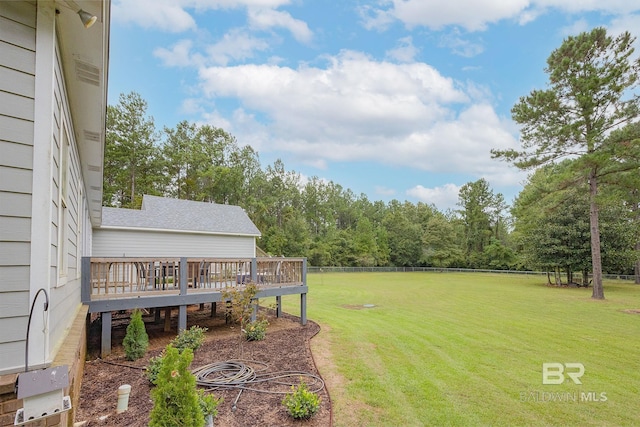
[281,272,640,426]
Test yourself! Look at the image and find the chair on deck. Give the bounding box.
[135,262,152,290]
[191,260,210,288]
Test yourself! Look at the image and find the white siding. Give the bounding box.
[0,0,35,374]
[0,1,93,375]
[93,229,256,258]
[47,29,85,360]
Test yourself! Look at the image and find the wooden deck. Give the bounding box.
[81,257,308,356]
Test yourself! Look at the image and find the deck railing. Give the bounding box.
[83,257,306,301]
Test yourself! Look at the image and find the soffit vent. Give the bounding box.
[83,130,101,142]
[75,60,100,86]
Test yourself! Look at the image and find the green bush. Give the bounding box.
[146,352,164,385]
[149,346,204,427]
[243,319,268,341]
[282,380,321,420]
[170,325,208,352]
[197,388,222,419]
[122,309,149,361]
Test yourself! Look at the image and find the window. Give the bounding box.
[58,123,70,284]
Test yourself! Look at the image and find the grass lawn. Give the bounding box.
[281,272,640,426]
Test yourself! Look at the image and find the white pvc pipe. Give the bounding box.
[116,384,132,413]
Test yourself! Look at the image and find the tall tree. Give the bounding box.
[422,214,463,267]
[103,92,163,208]
[457,179,504,266]
[492,28,640,299]
[383,200,423,266]
[602,122,640,283]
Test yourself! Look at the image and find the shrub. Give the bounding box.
[222,283,260,327]
[282,380,321,420]
[170,325,208,352]
[243,319,268,341]
[149,346,204,427]
[123,309,149,361]
[146,352,164,385]
[197,388,222,420]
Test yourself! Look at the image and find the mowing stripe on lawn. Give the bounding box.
[280,272,640,427]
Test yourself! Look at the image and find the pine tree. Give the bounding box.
[149,346,204,427]
[123,309,149,361]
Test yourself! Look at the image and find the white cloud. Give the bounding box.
[206,29,271,65]
[112,0,307,35]
[608,14,640,41]
[357,5,395,31]
[439,29,484,57]
[559,18,590,37]
[385,37,419,63]
[187,0,292,9]
[112,0,197,32]
[365,0,529,32]
[198,51,469,146]
[154,39,202,67]
[153,30,274,68]
[533,0,639,14]
[363,0,640,32]
[406,183,461,210]
[248,8,313,43]
[193,51,525,185]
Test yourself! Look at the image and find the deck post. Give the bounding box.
[250,299,257,322]
[179,258,188,295]
[178,258,188,332]
[81,257,91,303]
[301,258,307,325]
[251,258,257,283]
[178,305,187,332]
[300,293,307,325]
[276,296,282,318]
[101,311,112,357]
[211,302,216,317]
[164,307,171,332]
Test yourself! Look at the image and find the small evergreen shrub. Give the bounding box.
[123,309,149,361]
[282,380,321,420]
[147,326,208,385]
[243,319,268,341]
[149,346,204,427]
[146,352,164,385]
[197,388,222,420]
[170,325,208,352]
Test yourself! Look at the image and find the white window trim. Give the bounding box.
[57,115,70,286]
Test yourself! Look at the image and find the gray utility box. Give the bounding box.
[14,365,71,426]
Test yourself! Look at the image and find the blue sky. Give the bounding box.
[106,0,640,211]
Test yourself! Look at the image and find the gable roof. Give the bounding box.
[100,195,261,237]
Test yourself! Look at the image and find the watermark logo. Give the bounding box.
[542,362,585,385]
[519,362,608,403]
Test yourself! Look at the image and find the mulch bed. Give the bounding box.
[75,306,331,426]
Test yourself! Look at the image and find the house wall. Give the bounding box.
[0,0,37,375]
[48,25,86,363]
[0,0,88,375]
[0,2,93,425]
[93,229,257,258]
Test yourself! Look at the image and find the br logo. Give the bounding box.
[542,362,585,385]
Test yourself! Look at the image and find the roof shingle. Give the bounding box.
[101,195,261,236]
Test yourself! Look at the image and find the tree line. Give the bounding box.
[104,28,640,296]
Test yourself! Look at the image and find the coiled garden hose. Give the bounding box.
[192,359,325,410]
